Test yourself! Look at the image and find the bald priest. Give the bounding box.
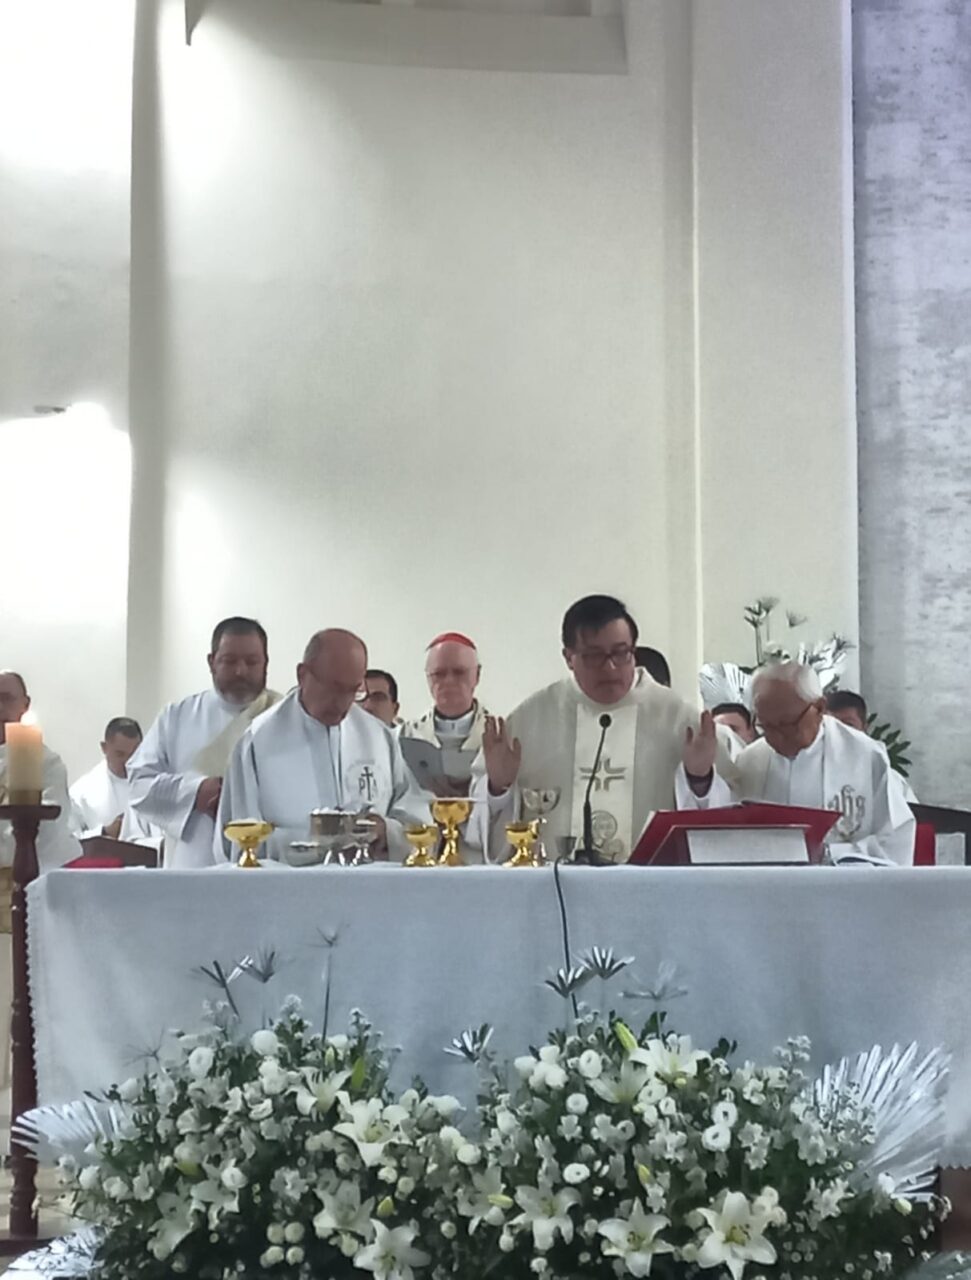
[217,629,429,863]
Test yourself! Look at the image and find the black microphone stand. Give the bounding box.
[575,713,611,866]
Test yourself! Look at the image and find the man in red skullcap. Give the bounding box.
[399,634,490,857]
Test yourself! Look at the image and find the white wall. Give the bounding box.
[0,0,134,780]
[693,1,859,674]
[126,0,857,729]
[2,0,857,771]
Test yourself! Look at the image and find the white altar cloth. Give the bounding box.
[27,865,971,1164]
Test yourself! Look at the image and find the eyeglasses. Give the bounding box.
[756,704,815,735]
[364,690,391,704]
[574,645,636,670]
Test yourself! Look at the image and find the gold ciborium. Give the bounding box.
[404,823,439,868]
[505,820,541,868]
[430,797,472,867]
[521,787,560,865]
[224,819,274,869]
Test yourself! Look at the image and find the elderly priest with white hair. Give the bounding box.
[216,629,429,863]
[676,662,915,866]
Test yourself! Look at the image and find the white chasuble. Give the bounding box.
[677,716,914,866]
[568,700,637,861]
[216,692,429,864]
[127,687,280,870]
[478,671,728,864]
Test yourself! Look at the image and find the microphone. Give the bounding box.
[577,713,612,866]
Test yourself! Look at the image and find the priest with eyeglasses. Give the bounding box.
[216,629,428,863]
[676,662,915,866]
[478,595,729,862]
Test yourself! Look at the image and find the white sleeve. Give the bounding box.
[68,787,103,840]
[674,763,733,810]
[213,734,260,862]
[128,708,205,843]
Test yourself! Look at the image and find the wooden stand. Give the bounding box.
[0,804,58,1254]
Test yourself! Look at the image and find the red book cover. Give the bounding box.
[630,804,840,866]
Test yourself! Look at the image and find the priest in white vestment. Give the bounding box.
[70,717,161,847]
[126,618,280,868]
[399,632,490,859]
[478,596,731,863]
[216,629,428,863]
[677,663,915,866]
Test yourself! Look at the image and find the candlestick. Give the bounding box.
[5,724,43,804]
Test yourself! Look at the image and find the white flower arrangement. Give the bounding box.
[43,989,947,1280]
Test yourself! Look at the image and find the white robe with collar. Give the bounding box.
[127,688,269,868]
[0,744,80,872]
[676,715,915,866]
[70,760,161,846]
[479,671,730,863]
[216,692,430,863]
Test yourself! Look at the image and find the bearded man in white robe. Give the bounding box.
[479,596,730,863]
[677,662,915,866]
[126,617,280,868]
[217,629,429,863]
[70,717,161,847]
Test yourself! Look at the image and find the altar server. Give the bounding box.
[71,717,160,845]
[217,629,428,863]
[0,671,80,872]
[677,663,915,865]
[127,618,280,868]
[478,596,729,862]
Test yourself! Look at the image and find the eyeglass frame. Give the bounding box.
[569,644,637,671]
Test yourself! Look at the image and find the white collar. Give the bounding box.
[434,706,476,735]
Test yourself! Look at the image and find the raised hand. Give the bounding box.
[483,715,523,795]
[683,710,718,780]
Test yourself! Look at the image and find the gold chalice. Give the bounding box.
[224,819,274,869]
[404,823,439,868]
[521,787,560,865]
[431,797,473,867]
[505,820,541,868]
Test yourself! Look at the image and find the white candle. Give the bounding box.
[5,723,43,795]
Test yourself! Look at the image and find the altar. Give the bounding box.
[26,864,971,1165]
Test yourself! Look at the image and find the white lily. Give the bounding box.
[354,1220,430,1280]
[630,1035,709,1083]
[313,1179,375,1239]
[456,1163,511,1232]
[293,1067,350,1117]
[334,1095,409,1167]
[591,1058,651,1105]
[598,1200,674,1277]
[512,1184,580,1252]
[148,1191,197,1260]
[695,1190,777,1280]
